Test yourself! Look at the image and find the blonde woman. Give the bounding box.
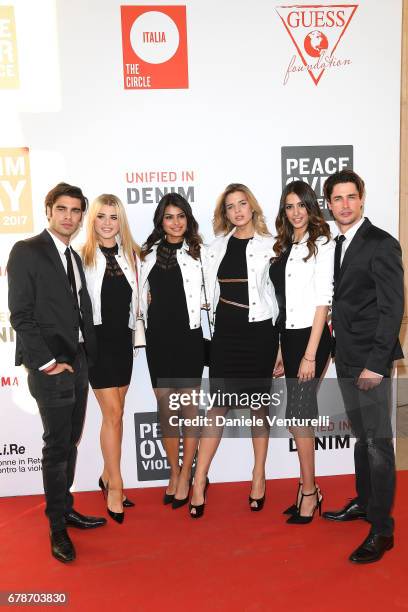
[82,194,140,524]
[189,183,279,518]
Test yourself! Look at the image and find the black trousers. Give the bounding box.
[27,345,89,531]
[335,355,395,536]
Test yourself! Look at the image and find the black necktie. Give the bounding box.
[65,247,84,336]
[334,235,346,285]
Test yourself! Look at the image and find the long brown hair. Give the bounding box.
[82,194,140,270]
[273,181,330,261]
[213,183,271,236]
[140,193,202,261]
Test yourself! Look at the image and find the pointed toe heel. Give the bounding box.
[163,492,175,505]
[172,476,193,510]
[283,481,302,515]
[286,487,323,525]
[106,482,125,524]
[123,496,135,508]
[107,508,125,524]
[100,477,134,508]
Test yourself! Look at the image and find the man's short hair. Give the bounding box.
[323,169,365,201]
[45,182,88,214]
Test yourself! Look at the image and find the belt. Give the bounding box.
[220,297,249,309]
[218,278,248,283]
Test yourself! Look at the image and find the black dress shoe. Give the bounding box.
[50,529,76,563]
[349,532,394,564]
[322,499,367,522]
[65,509,107,529]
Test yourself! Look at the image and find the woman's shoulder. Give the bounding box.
[315,234,335,249]
[255,233,275,247]
[208,234,228,250]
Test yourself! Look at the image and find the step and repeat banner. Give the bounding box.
[0,0,402,496]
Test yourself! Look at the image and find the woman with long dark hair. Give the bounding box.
[139,193,205,508]
[270,180,334,523]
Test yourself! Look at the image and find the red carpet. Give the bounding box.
[1,472,407,611]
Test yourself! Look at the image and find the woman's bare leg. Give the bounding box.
[94,387,124,513]
[155,388,181,495]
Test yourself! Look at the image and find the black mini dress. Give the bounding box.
[145,239,204,389]
[210,236,279,399]
[88,244,133,389]
[269,245,331,419]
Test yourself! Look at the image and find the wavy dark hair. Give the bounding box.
[273,181,330,262]
[140,193,202,260]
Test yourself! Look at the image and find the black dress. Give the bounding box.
[88,244,133,389]
[210,236,279,400]
[269,246,331,419]
[145,239,204,388]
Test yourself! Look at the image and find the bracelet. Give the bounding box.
[44,363,57,373]
[302,355,316,363]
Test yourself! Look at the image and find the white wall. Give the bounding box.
[0,0,402,495]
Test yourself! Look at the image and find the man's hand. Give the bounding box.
[46,363,74,375]
[356,368,383,391]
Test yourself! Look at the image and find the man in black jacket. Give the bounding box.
[7,183,106,563]
[322,169,404,563]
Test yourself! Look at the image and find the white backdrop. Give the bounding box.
[0,0,402,496]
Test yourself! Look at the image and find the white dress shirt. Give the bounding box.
[338,216,365,264]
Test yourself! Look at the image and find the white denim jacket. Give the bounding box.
[139,240,205,330]
[206,228,278,327]
[83,237,139,330]
[282,233,335,329]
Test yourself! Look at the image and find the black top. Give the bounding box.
[269,245,292,331]
[216,235,250,325]
[100,244,132,337]
[147,239,189,330]
[217,236,250,305]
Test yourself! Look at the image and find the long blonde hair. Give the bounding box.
[212,183,271,236]
[82,194,140,269]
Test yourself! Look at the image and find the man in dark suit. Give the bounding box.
[7,182,106,563]
[322,169,404,563]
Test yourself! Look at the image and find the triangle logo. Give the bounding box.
[276,4,358,85]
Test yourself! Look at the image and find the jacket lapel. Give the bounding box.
[335,218,371,295]
[41,229,74,299]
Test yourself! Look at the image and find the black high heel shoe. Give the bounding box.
[189,477,209,519]
[99,477,135,508]
[163,465,183,505]
[163,491,175,505]
[105,483,124,524]
[249,481,266,512]
[286,487,323,525]
[283,481,302,515]
[172,475,193,509]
